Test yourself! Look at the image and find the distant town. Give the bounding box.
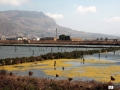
[0,34,120,45]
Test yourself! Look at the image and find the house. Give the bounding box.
[71,38,82,41]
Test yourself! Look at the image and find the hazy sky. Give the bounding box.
[0,0,120,36]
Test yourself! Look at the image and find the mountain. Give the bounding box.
[0,10,119,39]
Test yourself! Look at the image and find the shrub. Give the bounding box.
[0,69,7,75]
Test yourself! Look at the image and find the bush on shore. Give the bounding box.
[0,71,119,90]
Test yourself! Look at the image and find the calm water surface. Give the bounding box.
[0,45,100,59]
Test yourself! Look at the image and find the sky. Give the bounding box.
[0,0,120,36]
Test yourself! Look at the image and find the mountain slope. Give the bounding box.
[0,10,119,39]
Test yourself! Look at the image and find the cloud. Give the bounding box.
[102,17,120,22]
[46,13,63,19]
[76,6,97,14]
[0,0,30,6]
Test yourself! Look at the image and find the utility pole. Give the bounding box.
[56,28,57,39]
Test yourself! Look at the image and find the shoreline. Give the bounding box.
[0,43,120,48]
[1,40,120,45]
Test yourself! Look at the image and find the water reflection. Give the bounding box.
[84,51,120,63]
[54,66,56,70]
[105,55,107,58]
[81,61,85,65]
[0,45,97,59]
[62,66,64,70]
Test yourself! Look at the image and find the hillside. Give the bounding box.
[0,10,119,39]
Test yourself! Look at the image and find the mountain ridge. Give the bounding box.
[0,10,119,39]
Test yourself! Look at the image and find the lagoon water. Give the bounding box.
[0,45,120,82]
[0,45,100,59]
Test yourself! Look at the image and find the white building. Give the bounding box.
[36,38,40,41]
[17,37,23,41]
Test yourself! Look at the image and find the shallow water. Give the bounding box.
[7,53,120,83]
[0,45,120,83]
[0,45,99,59]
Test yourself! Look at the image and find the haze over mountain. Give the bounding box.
[0,10,119,39]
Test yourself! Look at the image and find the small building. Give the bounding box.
[36,38,40,41]
[1,36,6,40]
[17,37,23,41]
[105,39,118,41]
[40,37,56,41]
[71,38,82,41]
[6,37,16,40]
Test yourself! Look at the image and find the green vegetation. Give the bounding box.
[100,38,103,40]
[59,34,70,40]
[105,37,108,41]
